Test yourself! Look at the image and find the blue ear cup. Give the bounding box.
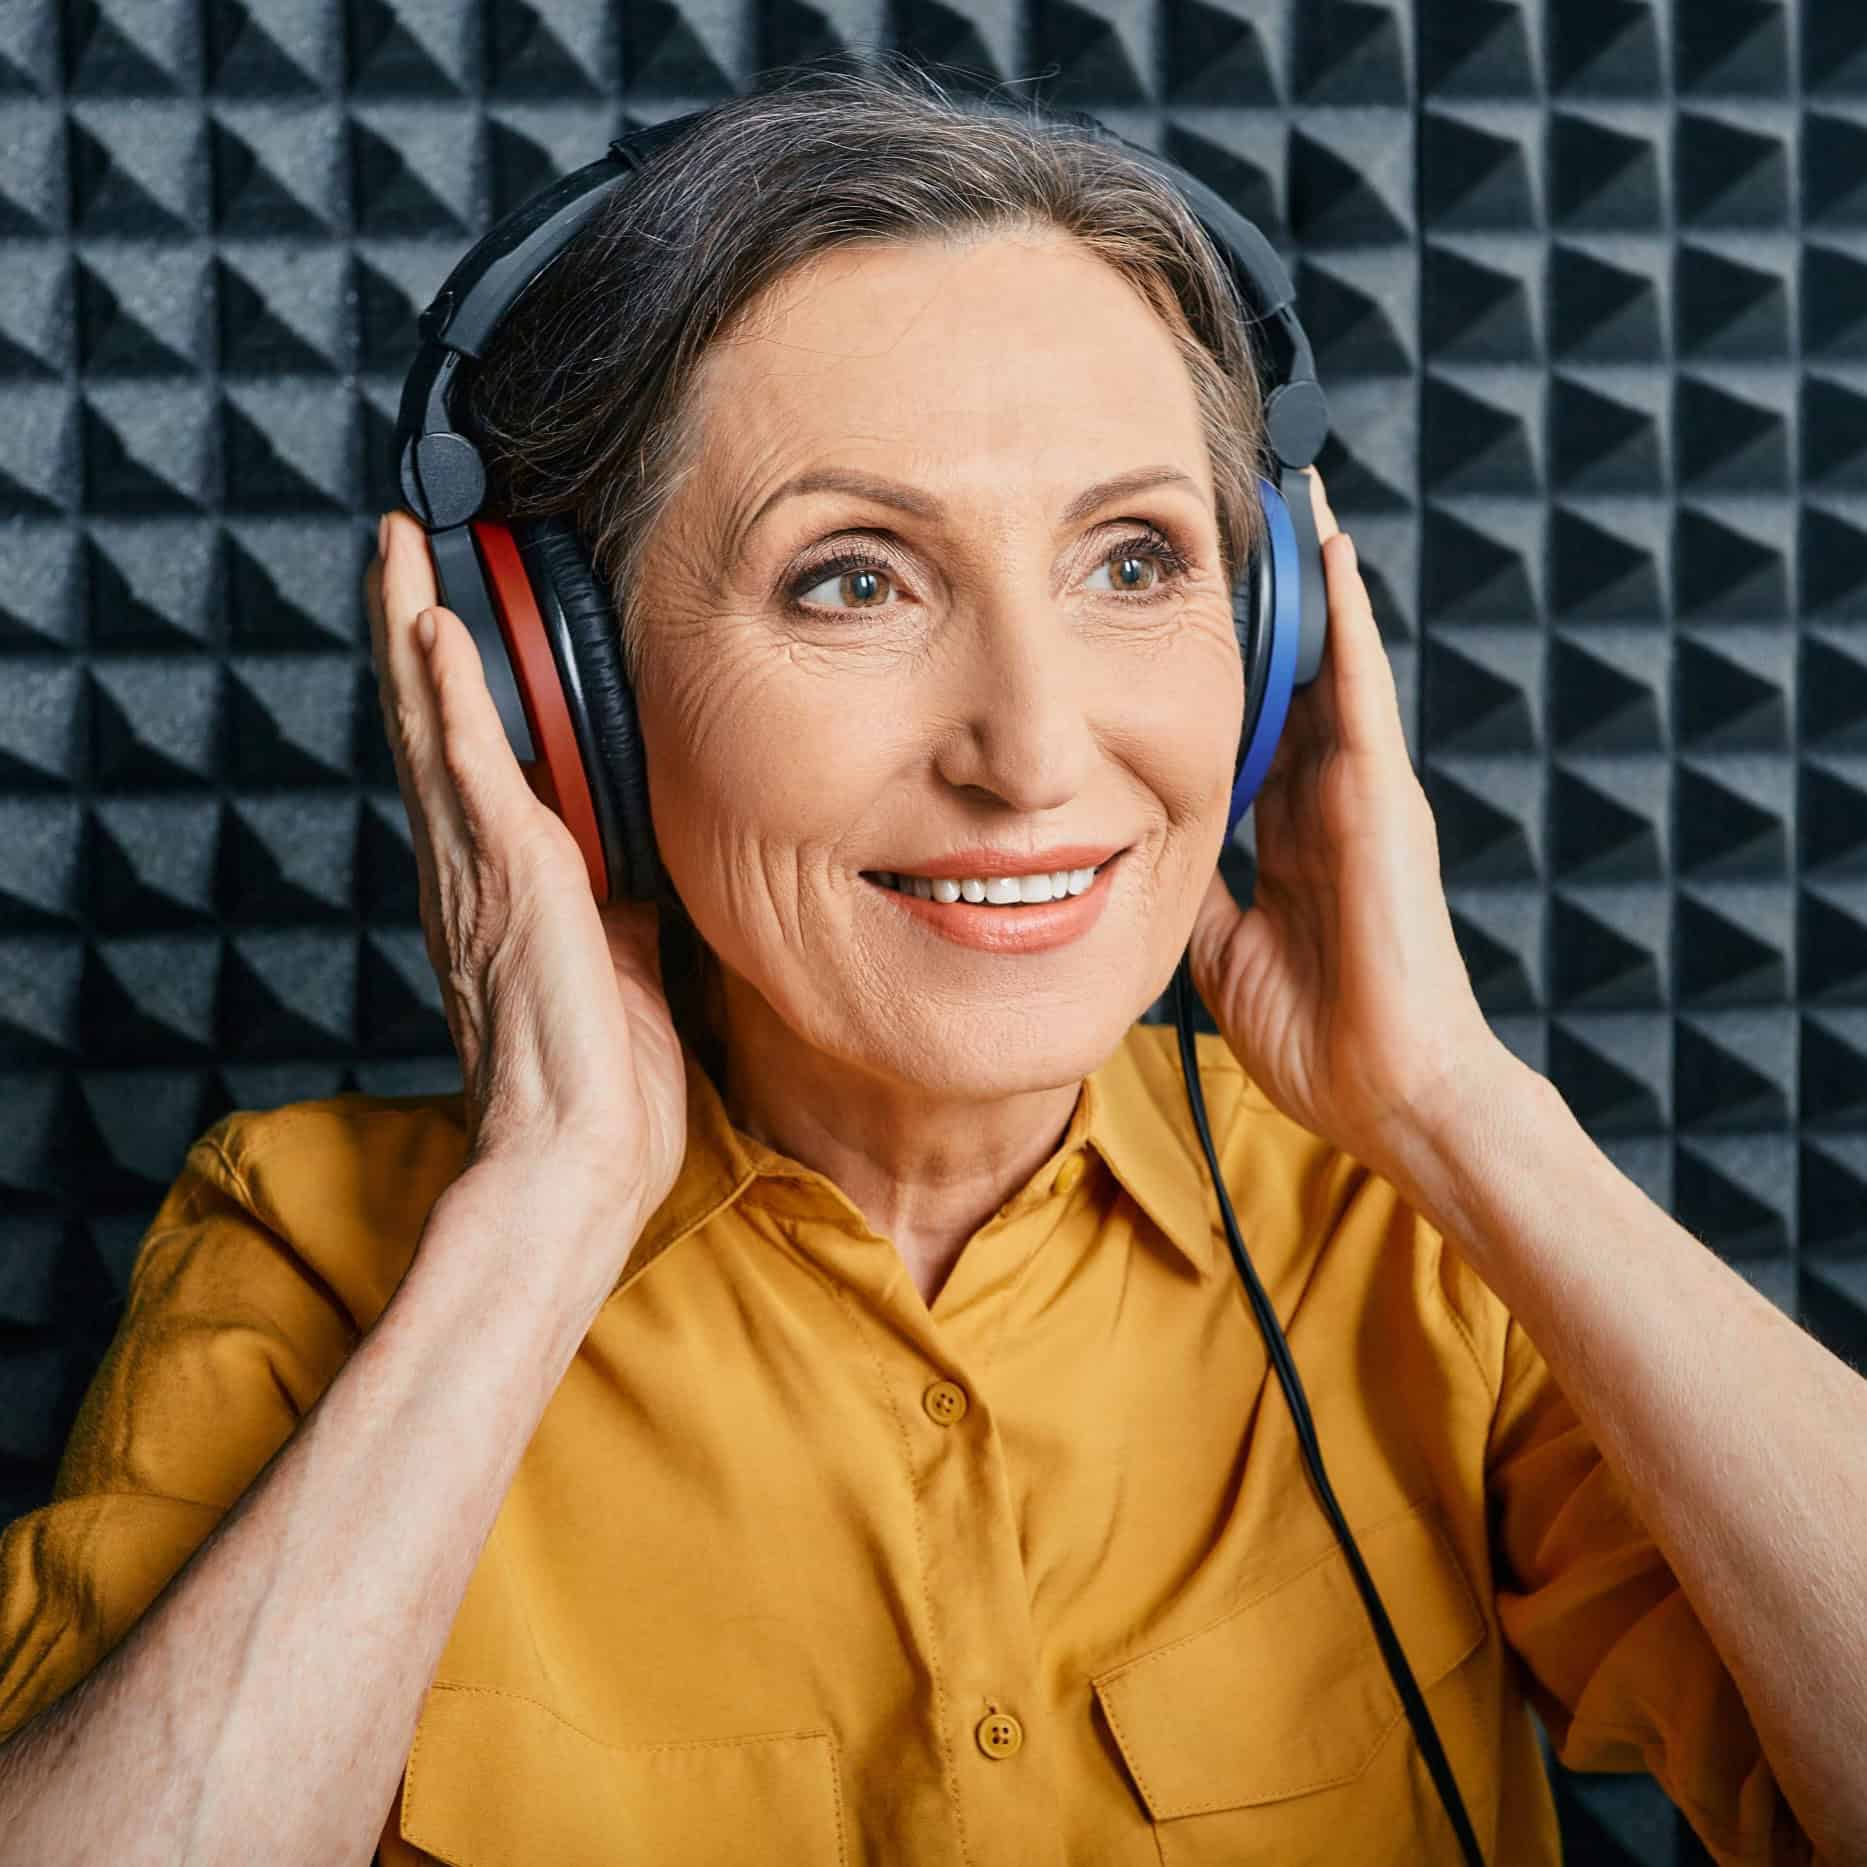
[1228,468,1327,844]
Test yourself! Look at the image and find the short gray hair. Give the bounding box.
[465,53,1272,684]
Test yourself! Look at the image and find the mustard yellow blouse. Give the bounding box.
[0,1023,1811,1865]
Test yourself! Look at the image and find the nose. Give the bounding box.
[931,597,1094,815]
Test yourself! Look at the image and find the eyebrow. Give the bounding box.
[737,463,1202,555]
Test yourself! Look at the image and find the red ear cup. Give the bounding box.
[468,517,612,901]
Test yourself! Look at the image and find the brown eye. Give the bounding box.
[788,555,897,612]
[1089,528,1192,600]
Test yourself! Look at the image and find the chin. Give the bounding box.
[848,992,1145,1099]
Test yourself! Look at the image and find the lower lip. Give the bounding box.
[864,855,1122,954]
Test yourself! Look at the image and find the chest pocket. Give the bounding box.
[1089,1499,1488,1866]
[399,1682,848,1866]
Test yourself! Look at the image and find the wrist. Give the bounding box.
[461,1137,648,1222]
[434,1152,650,1310]
[1364,1038,1544,1228]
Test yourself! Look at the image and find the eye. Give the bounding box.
[1087,528,1195,600]
[779,522,1197,618]
[788,553,898,613]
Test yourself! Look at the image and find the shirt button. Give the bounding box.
[923,1379,969,1425]
[976,1710,1024,1758]
[1053,1154,1086,1198]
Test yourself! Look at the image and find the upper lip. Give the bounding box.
[866,843,1126,879]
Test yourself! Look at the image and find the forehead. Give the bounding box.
[688,232,1210,519]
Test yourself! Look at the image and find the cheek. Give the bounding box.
[634,633,893,915]
[1110,623,1245,838]
[636,601,1241,960]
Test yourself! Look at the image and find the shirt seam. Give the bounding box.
[40,1489,222,1511]
[402,1684,849,1861]
[419,1679,840,1753]
[1427,1226,1494,1403]
[188,1130,374,1352]
[1092,1492,1449,1681]
[196,1096,462,1212]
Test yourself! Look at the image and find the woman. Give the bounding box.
[0,60,1858,1867]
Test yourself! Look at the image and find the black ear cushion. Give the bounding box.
[513,514,664,905]
[1233,540,1271,783]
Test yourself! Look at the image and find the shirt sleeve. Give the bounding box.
[1486,1309,1817,1867]
[0,1121,362,1747]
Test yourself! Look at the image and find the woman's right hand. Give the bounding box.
[363,511,689,1266]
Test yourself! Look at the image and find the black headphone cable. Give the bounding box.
[1170,949,1486,1867]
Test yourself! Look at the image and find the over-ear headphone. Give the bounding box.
[391,102,1332,908]
[389,99,1488,1867]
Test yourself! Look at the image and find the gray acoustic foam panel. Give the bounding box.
[0,3,1861,1863]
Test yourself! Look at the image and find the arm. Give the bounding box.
[1181,475,1847,1855]
[1375,1044,1867,1867]
[0,1158,636,1867]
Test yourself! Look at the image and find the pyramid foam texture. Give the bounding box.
[3,3,1862,1860]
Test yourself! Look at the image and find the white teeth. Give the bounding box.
[873,861,1107,904]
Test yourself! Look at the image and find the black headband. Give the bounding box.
[393,102,1329,536]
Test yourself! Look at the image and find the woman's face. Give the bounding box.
[634,230,1245,1100]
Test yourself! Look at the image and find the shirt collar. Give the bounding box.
[1079,1023,1223,1278]
[613,1024,1223,1299]
[611,1042,762,1298]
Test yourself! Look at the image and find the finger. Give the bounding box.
[1320,531,1410,766]
[370,515,465,863]
[1254,467,1347,772]
[362,535,437,880]
[376,511,543,839]
[1307,465,1340,544]
[379,506,440,625]
[367,514,434,778]
[367,523,471,991]
[375,511,444,782]
[420,596,554,842]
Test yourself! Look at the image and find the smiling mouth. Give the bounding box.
[860,851,1123,906]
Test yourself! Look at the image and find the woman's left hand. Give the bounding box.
[1186,467,1505,1175]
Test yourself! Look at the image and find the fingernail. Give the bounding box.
[416,609,436,653]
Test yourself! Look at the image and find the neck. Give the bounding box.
[713,963,1083,1304]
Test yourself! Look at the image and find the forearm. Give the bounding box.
[1375,1049,1867,1863]
[0,1160,632,1867]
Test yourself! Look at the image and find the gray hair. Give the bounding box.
[465,53,1272,685]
